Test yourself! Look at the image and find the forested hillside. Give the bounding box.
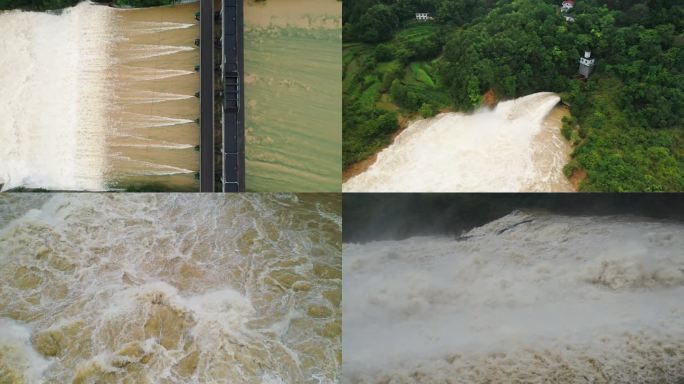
[343,0,684,191]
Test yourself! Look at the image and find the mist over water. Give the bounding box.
[342,193,684,243]
[343,212,684,383]
[343,92,573,192]
[0,194,341,383]
[0,3,200,191]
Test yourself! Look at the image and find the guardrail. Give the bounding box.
[221,0,245,192]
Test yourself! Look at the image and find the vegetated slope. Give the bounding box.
[343,0,684,191]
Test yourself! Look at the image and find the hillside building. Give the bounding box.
[415,13,432,21]
[578,51,595,78]
[561,0,574,12]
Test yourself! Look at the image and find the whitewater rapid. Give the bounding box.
[0,3,111,191]
[0,3,201,191]
[0,194,341,383]
[343,212,684,383]
[343,92,573,192]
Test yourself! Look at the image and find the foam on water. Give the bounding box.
[0,318,51,383]
[343,92,570,192]
[119,66,194,81]
[118,113,195,129]
[0,3,200,191]
[126,21,195,34]
[0,194,341,383]
[343,212,684,383]
[110,136,195,150]
[108,157,195,176]
[0,3,111,191]
[122,44,195,61]
[116,90,194,104]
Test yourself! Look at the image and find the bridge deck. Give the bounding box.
[221,0,245,192]
[198,0,244,192]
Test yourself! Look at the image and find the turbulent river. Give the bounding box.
[0,2,200,191]
[343,92,574,192]
[343,212,684,383]
[244,0,341,192]
[0,193,341,383]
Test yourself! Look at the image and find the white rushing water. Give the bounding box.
[0,3,111,191]
[0,318,51,383]
[343,92,571,192]
[0,3,200,191]
[343,212,684,383]
[0,194,341,383]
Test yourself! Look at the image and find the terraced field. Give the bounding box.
[342,24,454,169]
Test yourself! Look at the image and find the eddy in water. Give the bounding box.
[0,3,199,191]
[343,212,684,383]
[0,194,341,383]
[343,92,573,192]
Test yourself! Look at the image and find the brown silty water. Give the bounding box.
[0,194,341,383]
[527,105,574,192]
[106,3,200,190]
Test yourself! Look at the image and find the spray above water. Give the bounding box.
[343,212,684,383]
[0,4,111,191]
[343,92,573,192]
[0,318,51,383]
[0,194,341,383]
[0,3,200,191]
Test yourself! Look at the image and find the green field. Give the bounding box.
[342,24,453,168]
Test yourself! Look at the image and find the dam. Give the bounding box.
[0,2,200,191]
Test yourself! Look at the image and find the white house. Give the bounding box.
[415,13,431,21]
[561,0,574,12]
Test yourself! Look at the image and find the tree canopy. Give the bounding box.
[343,0,684,191]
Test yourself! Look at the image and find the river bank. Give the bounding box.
[342,114,414,183]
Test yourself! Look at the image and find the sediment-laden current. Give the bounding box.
[0,193,341,383]
[343,212,684,383]
[0,3,199,191]
[244,0,341,192]
[343,92,573,192]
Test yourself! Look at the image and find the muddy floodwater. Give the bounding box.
[244,0,342,192]
[0,3,200,191]
[343,212,684,383]
[343,93,574,192]
[0,193,341,383]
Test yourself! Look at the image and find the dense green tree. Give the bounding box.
[343,0,684,190]
[353,4,400,43]
[419,102,437,117]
